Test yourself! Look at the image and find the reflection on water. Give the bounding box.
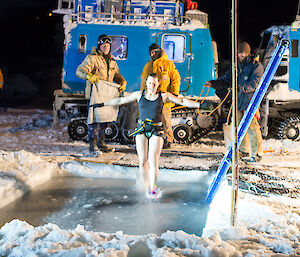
[0,174,211,236]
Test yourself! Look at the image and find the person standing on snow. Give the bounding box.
[205,42,264,162]
[97,73,199,196]
[140,43,181,149]
[76,34,127,154]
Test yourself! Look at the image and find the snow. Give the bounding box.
[63,14,77,50]
[267,82,300,101]
[0,108,299,256]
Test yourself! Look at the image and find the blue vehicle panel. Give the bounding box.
[53,0,220,142]
[62,23,216,97]
[255,22,300,141]
[289,28,300,92]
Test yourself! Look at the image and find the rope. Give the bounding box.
[129,123,145,137]
[226,103,233,125]
[128,119,161,137]
[233,159,300,198]
[196,88,232,117]
[171,84,209,111]
[171,85,231,119]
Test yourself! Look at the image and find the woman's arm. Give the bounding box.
[104,91,141,106]
[163,92,200,108]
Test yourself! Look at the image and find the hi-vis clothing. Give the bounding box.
[76,47,126,99]
[140,50,181,109]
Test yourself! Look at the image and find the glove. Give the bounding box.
[204,81,212,88]
[86,73,99,84]
[118,81,127,93]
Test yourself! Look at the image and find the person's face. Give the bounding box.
[100,42,111,55]
[149,49,160,61]
[238,51,248,63]
[146,76,159,94]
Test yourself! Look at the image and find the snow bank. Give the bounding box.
[1,212,299,257]
[62,161,209,183]
[0,150,58,209]
[0,144,299,256]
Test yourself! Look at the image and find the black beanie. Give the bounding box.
[238,42,251,55]
[149,43,160,53]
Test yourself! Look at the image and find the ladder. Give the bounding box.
[206,39,290,204]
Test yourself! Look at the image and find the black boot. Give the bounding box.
[97,136,115,153]
[89,138,97,153]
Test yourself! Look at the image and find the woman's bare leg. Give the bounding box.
[135,134,149,190]
[148,135,164,192]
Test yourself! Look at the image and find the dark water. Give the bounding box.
[0,175,211,236]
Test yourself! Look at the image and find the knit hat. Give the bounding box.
[149,43,160,53]
[238,42,251,55]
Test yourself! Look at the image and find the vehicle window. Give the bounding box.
[111,36,128,60]
[260,31,271,50]
[79,35,87,53]
[162,34,185,62]
[291,39,299,58]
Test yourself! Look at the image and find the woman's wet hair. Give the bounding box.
[148,73,159,80]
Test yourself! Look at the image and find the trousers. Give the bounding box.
[237,110,263,157]
[87,122,108,141]
[162,106,173,144]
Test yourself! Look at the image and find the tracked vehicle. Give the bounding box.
[53,0,220,144]
[257,16,300,141]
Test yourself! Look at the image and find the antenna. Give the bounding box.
[297,0,300,20]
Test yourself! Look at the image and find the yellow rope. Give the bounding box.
[170,85,232,118]
[197,88,232,117]
[171,84,210,111]
[129,123,145,137]
[128,119,161,137]
[198,87,211,105]
[226,103,233,125]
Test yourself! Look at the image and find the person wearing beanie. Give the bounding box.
[205,41,264,162]
[76,34,127,155]
[140,43,181,149]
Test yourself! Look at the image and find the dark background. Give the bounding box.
[0,0,299,108]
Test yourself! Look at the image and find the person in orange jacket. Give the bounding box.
[140,43,181,149]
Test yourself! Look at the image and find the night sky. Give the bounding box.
[0,0,299,106]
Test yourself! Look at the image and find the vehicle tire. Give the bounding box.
[277,117,300,141]
[68,118,88,141]
[173,124,191,143]
[104,123,119,141]
[121,128,135,144]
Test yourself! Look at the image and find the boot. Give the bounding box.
[97,137,115,153]
[89,138,97,153]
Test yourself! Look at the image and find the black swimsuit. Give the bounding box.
[130,90,165,139]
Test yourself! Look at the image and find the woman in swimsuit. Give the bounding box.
[102,73,200,196]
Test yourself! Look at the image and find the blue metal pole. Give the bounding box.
[206,39,290,204]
